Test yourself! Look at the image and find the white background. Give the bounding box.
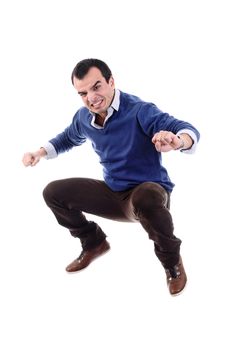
[0,0,232,349]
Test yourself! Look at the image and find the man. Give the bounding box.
[22,58,200,296]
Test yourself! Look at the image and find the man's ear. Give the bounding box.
[109,76,115,87]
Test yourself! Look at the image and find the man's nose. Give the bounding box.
[87,91,97,103]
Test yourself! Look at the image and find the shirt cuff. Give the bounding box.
[176,129,198,154]
[42,142,58,159]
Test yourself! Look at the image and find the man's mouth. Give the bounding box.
[91,99,104,108]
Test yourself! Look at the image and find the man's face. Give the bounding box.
[73,67,115,118]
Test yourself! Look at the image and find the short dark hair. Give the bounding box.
[71,58,112,85]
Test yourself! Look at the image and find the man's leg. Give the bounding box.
[128,182,187,295]
[42,177,129,271]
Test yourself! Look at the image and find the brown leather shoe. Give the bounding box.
[165,256,187,296]
[66,240,110,273]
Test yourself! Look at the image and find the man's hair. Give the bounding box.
[71,58,112,84]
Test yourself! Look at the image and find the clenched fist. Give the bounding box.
[22,148,47,167]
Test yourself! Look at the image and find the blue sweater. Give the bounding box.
[48,91,200,192]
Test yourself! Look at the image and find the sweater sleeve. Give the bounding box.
[137,102,200,142]
[47,111,87,155]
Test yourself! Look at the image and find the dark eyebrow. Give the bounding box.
[92,80,101,88]
[78,80,101,95]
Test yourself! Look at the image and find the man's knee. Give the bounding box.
[42,180,60,204]
[131,182,168,212]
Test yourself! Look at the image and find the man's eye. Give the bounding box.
[94,85,100,91]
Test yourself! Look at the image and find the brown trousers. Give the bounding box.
[43,178,181,268]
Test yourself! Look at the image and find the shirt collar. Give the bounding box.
[111,88,120,111]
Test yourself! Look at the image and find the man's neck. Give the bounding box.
[94,113,106,127]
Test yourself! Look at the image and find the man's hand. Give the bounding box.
[152,131,192,152]
[22,148,47,167]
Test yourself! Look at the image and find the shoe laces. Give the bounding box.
[166,264,181,280]
[77,251,86,261]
